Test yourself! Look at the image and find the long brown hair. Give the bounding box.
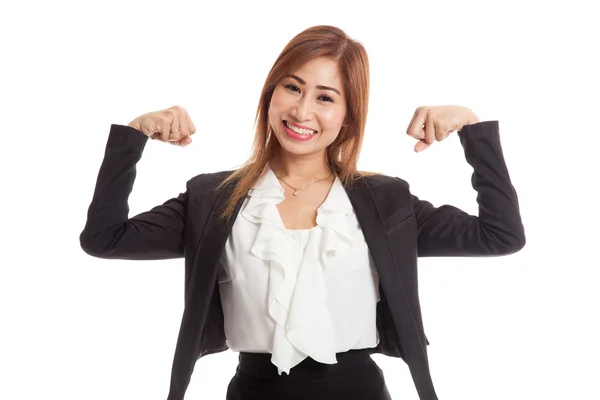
[215,25,381,223]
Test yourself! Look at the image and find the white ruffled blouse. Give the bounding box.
[217,166,380,375]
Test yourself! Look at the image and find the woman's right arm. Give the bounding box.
[80,106,197,260]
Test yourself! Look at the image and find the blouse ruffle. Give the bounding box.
[240,167,357,375]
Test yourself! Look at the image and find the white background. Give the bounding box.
[1,0,598,399]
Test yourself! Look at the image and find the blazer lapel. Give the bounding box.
[192,173,244,291]
[344,177,399,287]
[344,176,428,358]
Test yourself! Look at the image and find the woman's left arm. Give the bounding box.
[405,106,526,257]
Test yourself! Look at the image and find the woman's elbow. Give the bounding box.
[491,229,526,255]
[79,229,114,258]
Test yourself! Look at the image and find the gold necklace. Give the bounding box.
[276,171,333,196]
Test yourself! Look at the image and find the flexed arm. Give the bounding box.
[80,105,199,260]
[404,106,525,257]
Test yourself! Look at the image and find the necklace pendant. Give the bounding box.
[293,191,299,196]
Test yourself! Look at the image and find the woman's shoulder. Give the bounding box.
[357,170,410,190]
[185,169,238,190]
[355,171,414,209]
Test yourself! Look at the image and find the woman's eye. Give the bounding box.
[285,84,300,92]
[319,96,334,103]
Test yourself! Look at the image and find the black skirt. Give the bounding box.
[226,347,392,400]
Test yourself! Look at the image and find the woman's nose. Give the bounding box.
[291,97,314,121]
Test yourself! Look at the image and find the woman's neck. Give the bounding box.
[269,154,332,181]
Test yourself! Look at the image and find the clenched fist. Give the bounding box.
[127,105,196,147]
[406,105,479,152]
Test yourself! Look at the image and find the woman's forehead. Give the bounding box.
[288,58,343,88]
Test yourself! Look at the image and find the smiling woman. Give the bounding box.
[269,58,347,148]
[81,24,525,400]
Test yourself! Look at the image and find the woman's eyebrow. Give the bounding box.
[286,74,341,96]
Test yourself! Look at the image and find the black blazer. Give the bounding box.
[80,120,525,400]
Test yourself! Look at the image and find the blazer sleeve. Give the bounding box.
[79,124,198,260]
[411,120,526,257]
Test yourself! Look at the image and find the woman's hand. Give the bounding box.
[406,105,479,152]
[128,105,196,147]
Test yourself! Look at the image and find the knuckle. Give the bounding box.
[171,105,186,115]
[158,114,171,124]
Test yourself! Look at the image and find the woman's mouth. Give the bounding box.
[282,120,318,142]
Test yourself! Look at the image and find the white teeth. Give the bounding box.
[285,121,316,135]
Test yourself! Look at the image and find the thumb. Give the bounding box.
[414,139,430,153]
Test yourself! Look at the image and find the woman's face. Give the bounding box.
[268,57,347,158]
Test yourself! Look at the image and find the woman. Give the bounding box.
[80,25,525,400]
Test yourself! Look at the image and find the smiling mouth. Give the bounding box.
[283,120,318,135]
